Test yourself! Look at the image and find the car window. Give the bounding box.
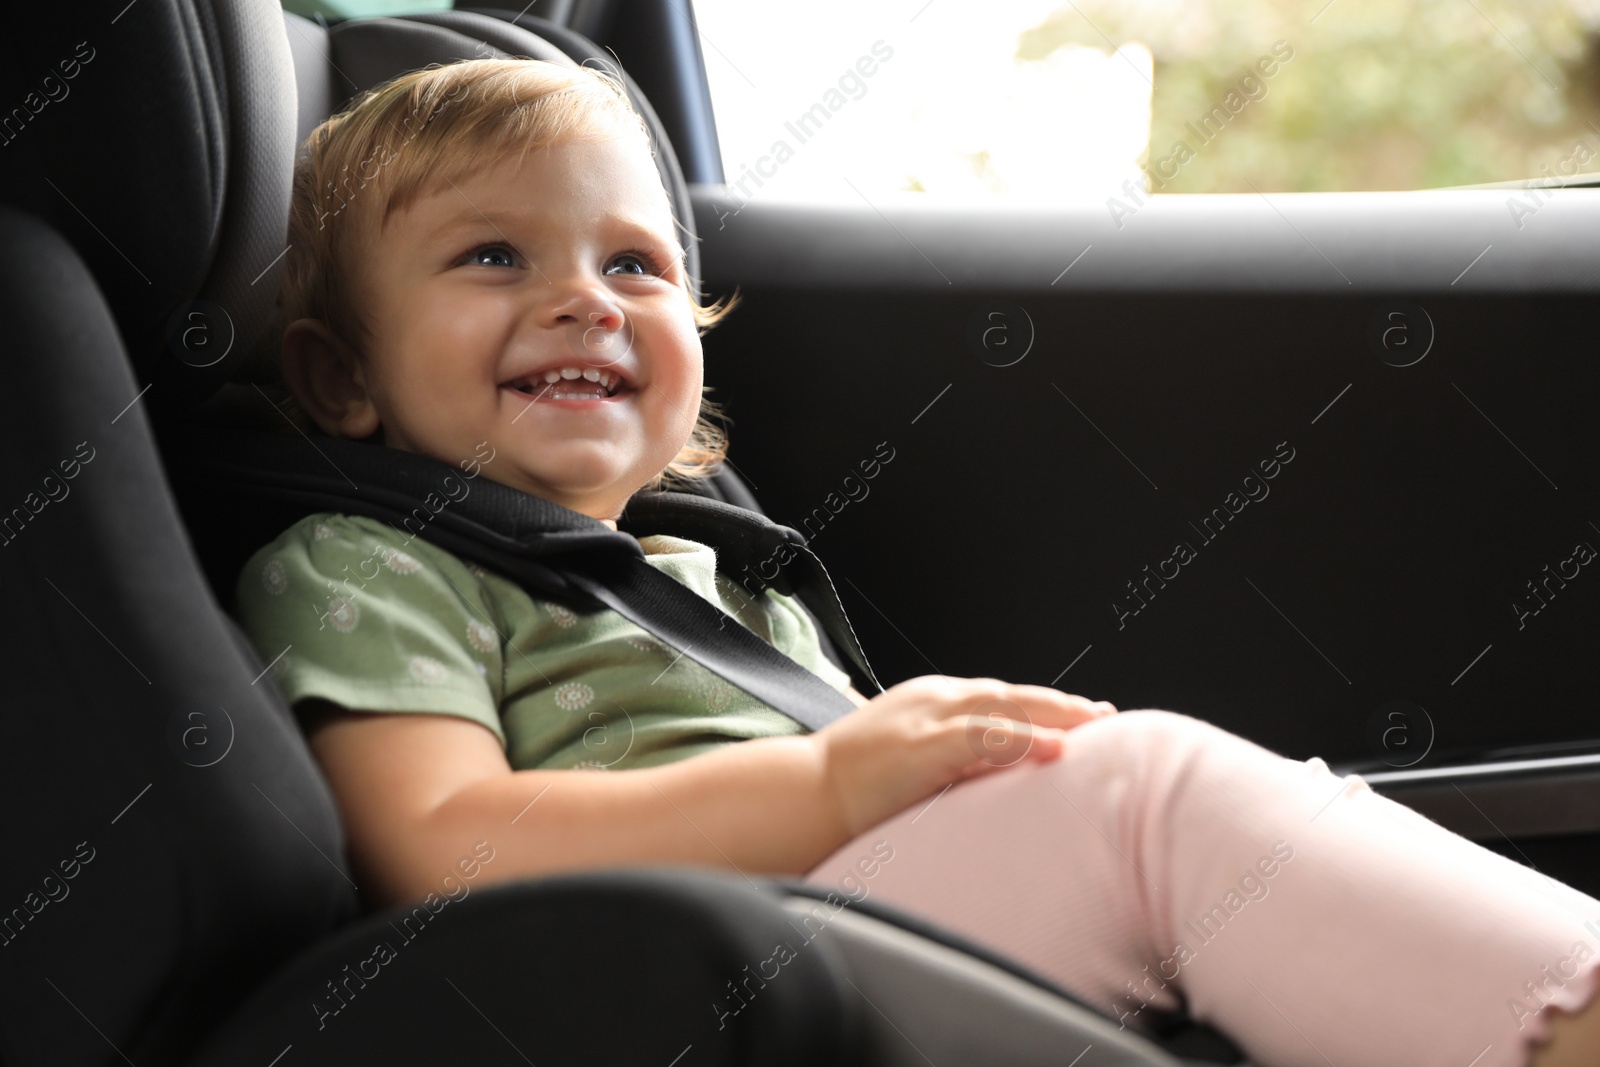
[690,0,1600,202]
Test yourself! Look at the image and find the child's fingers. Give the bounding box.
[955,712,1073,770]
[1028,728,1070,762]
[921,676,1113,720]
[953,728,1068,783]
[898,678,1115,764]
[934,681,1113,723]
[970,687,1116,737]
[1012,682,1116,714]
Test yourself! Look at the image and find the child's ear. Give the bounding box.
[280,319,381,440]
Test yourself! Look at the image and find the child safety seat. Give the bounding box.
[0,1,1250,1063]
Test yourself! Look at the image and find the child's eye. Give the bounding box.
[604,250,665,277]
[463,244,519,269]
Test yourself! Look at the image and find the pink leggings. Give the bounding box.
[802,709,1600,1067]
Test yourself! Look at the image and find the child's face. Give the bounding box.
[340,132,701,524]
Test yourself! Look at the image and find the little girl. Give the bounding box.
[235,57,1600,1066]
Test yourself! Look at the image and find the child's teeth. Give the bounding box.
[537,367,611,388]
[519,367,621,394]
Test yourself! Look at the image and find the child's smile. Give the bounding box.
[323,132,703,527]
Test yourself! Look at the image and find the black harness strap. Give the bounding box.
[160,422,881,732]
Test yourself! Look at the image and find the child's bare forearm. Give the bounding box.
[413,735,851,901]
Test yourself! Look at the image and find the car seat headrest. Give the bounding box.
[0,0,298,416]
[283,11,577,148]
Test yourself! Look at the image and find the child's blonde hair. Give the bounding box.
[270,58,735,492]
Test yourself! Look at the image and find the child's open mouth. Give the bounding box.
[500,366,635,406]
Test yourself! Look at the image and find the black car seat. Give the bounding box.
[0,1,1249,1063]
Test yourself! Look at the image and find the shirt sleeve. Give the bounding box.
[232,514,508,748]
[761,590,858,695]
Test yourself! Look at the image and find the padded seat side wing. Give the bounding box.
[0,205,359,1067]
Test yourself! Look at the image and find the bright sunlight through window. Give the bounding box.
[691,0,1600,203]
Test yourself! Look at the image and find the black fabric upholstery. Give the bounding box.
[0,5,226,392]
[326,13,572,93]
[0,204,358,1067]
[177,0,302,407]
[283,12,336,147]
[0,2,296,415]
[185,868,869,1067]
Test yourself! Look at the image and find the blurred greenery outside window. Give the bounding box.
[281,0,451,19]
[691,0,1600,200]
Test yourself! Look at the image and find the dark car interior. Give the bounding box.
[2,0,1597,1064]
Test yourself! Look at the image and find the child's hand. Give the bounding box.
[811,675,1117,839]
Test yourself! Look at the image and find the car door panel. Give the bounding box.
[692,188,1600,880]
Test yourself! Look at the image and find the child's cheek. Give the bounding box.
[658,309,703,372]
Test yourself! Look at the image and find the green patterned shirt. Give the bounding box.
[233,512,853,771]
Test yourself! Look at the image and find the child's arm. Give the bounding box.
[303,677,1113,912]
[303,698,849,911]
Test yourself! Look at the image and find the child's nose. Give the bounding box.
[544,278,624,334]
[539,283,628,365]
[553,300,623,331]
[555,307,627,366]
